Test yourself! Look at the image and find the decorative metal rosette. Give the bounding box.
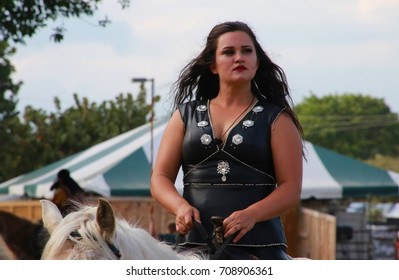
[242,120,254,128]
[197,120,208,128]
[200,134,212,145]
[232,134,243,145]
[196,105,207,112]
[252,106,264,113]
[217,160,230,182]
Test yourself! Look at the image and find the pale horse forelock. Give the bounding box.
[41,205,116,260]
[42,204,203,260]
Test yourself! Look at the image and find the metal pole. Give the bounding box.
[132,77,155,173]
[150,78,154,173]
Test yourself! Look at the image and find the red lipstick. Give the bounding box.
[233,65,247,71]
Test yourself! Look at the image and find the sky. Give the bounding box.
[12,0,399,117]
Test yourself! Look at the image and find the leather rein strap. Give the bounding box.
[173,220,234,260]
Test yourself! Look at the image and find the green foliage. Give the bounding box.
[365,196,394,224]
[296,93,399,159]
[1,90,158,183]
[0,41,28,182]
[0,0,130,44]
[366,155,399,173]
[0,0,132,183]
[0,41,21,117]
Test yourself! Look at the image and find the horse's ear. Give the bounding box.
[96,198,116,241]
[40,199,63,234]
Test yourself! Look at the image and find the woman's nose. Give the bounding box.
[234,53,244,63]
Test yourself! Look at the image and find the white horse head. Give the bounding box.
[40,198,203,260]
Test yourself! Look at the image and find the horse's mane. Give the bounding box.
[41,199,203,260]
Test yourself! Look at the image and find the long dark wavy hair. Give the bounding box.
[171,21,303,136]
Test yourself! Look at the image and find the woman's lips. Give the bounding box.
[233,65,247,71]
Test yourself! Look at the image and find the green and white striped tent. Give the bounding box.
[1,117,399,200]
[301,144,399,199]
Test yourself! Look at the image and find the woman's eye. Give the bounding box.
[222,49,235,56]
[242,48,253,54]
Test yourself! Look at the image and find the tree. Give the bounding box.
[0,41,29,182]
[0,0,130,43]
[366,155,399,173]
[1,88,159,183]
[0,0,132,182]
[0,42,21,121]
[295,93,399,159]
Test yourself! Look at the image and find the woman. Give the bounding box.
[151,21,303,259]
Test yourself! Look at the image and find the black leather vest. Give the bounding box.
[178,98,287,247]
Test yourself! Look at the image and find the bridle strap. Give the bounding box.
[106,241,122,260]
[69,230,122,260]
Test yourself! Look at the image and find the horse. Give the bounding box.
[0,210,49,259]
[41,198,309,260]
[40,198,204,260]
[0,234,16,259]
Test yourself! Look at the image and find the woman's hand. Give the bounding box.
[175,203,201,235]
[223,209,256,243]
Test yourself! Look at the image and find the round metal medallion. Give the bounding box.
[196,105,207,112]
[243,120,254,128]
[200,134,212,145]
[252,106,264,113]
[232,134,243,145]
[197,120,208,127]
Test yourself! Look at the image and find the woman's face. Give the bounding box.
[211,31,258,85]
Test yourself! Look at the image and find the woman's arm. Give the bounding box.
[150,110,200,234]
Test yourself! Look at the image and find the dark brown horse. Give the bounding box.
[0,210,49,259]
[0,234,15,259]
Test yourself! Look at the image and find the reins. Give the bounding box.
[174,217,235,260]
